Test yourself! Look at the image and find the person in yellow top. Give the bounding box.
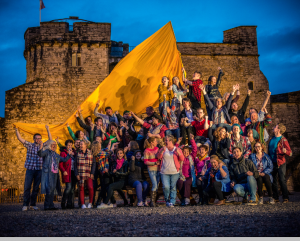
[157,76,173,114]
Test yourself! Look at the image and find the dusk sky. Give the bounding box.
[0,0,299,117]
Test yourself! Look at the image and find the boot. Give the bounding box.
[150,191,157,207]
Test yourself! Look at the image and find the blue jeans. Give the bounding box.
[148,170,161,191]
[23,169,42,206]
[44,174,58,209]
[161,173,180,205]
[233,176,257,201]
[159,101,170,113]
[132,181,150,203]
[165,129,180,140]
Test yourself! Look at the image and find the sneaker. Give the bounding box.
[143,201,149,207]
[258,197,264,205]
[169,203,174,208]
[184,198,190,205]
[29,206,40,211]
[97,203,112,209]
[269,197,275,205]
[283,199,289,203]
[87,203,92,209]
[166,202,170,207]
[22,206,28,211]
[81,204,87,209]
[137,201,144,207]
[246,200,257,206]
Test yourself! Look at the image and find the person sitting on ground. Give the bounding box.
[128,150,150,207]
[194,144,211,205]
[204,67,224,119]
[74,140,96,209]
[229,124,252,160]
[229,146,259,205]
[59,139,77,209]
[269,123,292,203]
[182,67,203,111]
[162,94,180,140]
[143,137,161,207]
[98,148,130,208]
[38,138,74,210]
[183,108,210,138]
[94,102,124,129]
[180,97,196,145]
[249,142,275,205]
[202,155,232,206]
[130,111,168,141]
[208,124,231,166]
[246,107,272,145]
[172,76,187,105]
[15,125,52,211]
[245,91,272,143]
[200,84,238,132]
[176,134,197,206]
[157,135,185,208]
[157,76,173,113]
[228,90,252,125]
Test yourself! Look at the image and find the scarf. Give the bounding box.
[116,158,125,170]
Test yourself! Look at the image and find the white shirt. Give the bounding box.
[160,147,179,175]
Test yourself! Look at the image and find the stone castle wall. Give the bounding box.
[0,23,299,192]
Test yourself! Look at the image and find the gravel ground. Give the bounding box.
[0,193,300,237]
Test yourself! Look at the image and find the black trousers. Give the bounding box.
[272,163,289,200]
[180,126,195,145]
[256,174,273,198]
[196,178,207,200]
[104,179,127,205]
[204,181,230,201]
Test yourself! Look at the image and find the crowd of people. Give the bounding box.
[15,67,292,211]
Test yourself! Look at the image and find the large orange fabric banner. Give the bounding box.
[13,22,184,144]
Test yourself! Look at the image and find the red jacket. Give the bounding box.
[59,148,76,183]
[276,136,292,167]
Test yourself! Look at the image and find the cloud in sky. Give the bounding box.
[0,0,300,116]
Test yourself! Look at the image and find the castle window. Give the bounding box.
[72,53,81,66]
[248,81,254,90]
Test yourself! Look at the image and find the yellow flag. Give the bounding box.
[13,22,184,145]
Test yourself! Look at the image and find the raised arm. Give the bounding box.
[76,113,91,132]
[199,84,214,111]
[94,102,107,119]
[216,67,224,88]
[45,125,52,140]
[190,135,197,159]
[240,90,251,113]
[225,85,237,110]
[15,128,26,144]
[130,111,144,125]
[261,90,272,112]
[67,124,77,141]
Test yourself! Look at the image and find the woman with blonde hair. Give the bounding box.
[172,76,186,104]
[201,155,232,205]
[157,76,173,113]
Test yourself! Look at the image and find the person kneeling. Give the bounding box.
[229,147,259,205]
[202,155,232,205]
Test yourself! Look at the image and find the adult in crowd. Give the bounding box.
[98,148,129,209]
[195,144,211,205]
[180,97,196,145]
[157,76,173,113]
[269,124,292,203]
[246,107,272,145]
[182,67,203,110]
[66,123,91,146]
[38,139,73,210]
[204,67,224,119]
[143,137,161,207]
[247,129,259,151]
[74,140,96,209]
[94,102,124,129]
[249,142,275,205]
[59,139,78,209]
[177,134,197,206]
[102,122,121,148]
[230,114,246,134]
[202,155,232,206]
[129,151,150,207]
[229,124,252,160]
[131,111,168,141]
[162,94,180,140]
[230,147,259,205]
[228,90,251,125]
[77,106,93,139]
[208,125,231,166]
[119,121,138,149]
[183,108,210,138]
[200,84,238,132]
[142,106,156,136]
[222,84,240,106]
[157,135,185,207]
[15,125,52,211]
[172,76,187,104]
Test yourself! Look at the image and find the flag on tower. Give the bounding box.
[40,0,45,10]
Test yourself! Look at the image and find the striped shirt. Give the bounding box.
[144,147,160,171]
